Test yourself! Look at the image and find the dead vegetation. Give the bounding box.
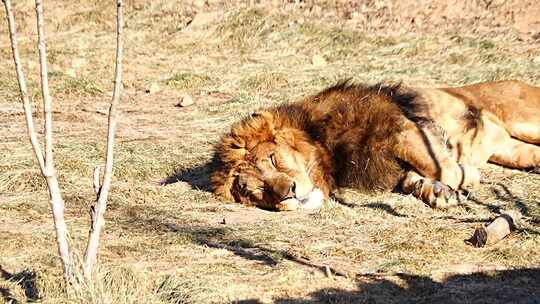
[0,1,539,303]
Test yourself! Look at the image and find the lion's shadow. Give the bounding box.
[160,156,220,192]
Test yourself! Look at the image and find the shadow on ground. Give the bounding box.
[362,201,409,217]
[160,156,219,192]
[233,268,540,304]
[164,223,352,277]
[467,182,540,223]
[166,224,279,266]
[493,183,536,217]
[154,162,540,304]
[0,265,40,303]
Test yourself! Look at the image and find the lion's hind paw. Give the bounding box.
[530,166,540,174]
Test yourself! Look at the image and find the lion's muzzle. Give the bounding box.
[276,188,324,211]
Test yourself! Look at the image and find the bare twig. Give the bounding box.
[35,0,72,283]
[2,0,45,172]
[283,254,352,279]
[192,236,353,279]
[84,0,124,275]
[35,0,52,174]
[3,0,72,284]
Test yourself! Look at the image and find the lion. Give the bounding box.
[211,80,540,211]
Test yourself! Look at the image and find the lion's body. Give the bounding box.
[212,80,540,210]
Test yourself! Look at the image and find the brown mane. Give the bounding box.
[299,81,428,191]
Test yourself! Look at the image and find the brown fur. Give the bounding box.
[301,82,423,191]
[212,80,540,210]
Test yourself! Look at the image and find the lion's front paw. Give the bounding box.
[413,178,464,209]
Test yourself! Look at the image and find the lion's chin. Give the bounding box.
[276,188,324,211]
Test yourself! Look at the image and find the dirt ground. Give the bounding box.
[1,1,540,303]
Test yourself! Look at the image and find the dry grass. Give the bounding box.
[1,1,540,303]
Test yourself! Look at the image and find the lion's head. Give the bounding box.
[211,110,334,211]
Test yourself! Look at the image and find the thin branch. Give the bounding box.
[2,0,45,173]
[84,0,124,275]
[35,0,72,284]
[35,0,53,175]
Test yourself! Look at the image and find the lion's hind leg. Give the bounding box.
[489,137,540,172]
[507,122,540,145]
[401,171,465,208]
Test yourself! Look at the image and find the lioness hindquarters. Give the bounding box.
[446,80,540,145]
[484,81,540,171]
[442,80,540,172]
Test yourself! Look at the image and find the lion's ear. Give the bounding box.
[251,111,274,128]
[250,111,262,119]
[243,111,276,148]
[220,135,249,162]
[221,111,276,155]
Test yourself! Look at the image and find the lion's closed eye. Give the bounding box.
[269,153,278,168]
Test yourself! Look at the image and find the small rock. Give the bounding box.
[312,54,327,67]
[145,83,160,94]
[177,94,194,107]
[533,56,540,64]
[185,12,220,31]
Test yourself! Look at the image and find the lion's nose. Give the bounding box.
[272,178,298,201]
[285,181,297,199]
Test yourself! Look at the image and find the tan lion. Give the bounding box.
[211,80,540,211]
